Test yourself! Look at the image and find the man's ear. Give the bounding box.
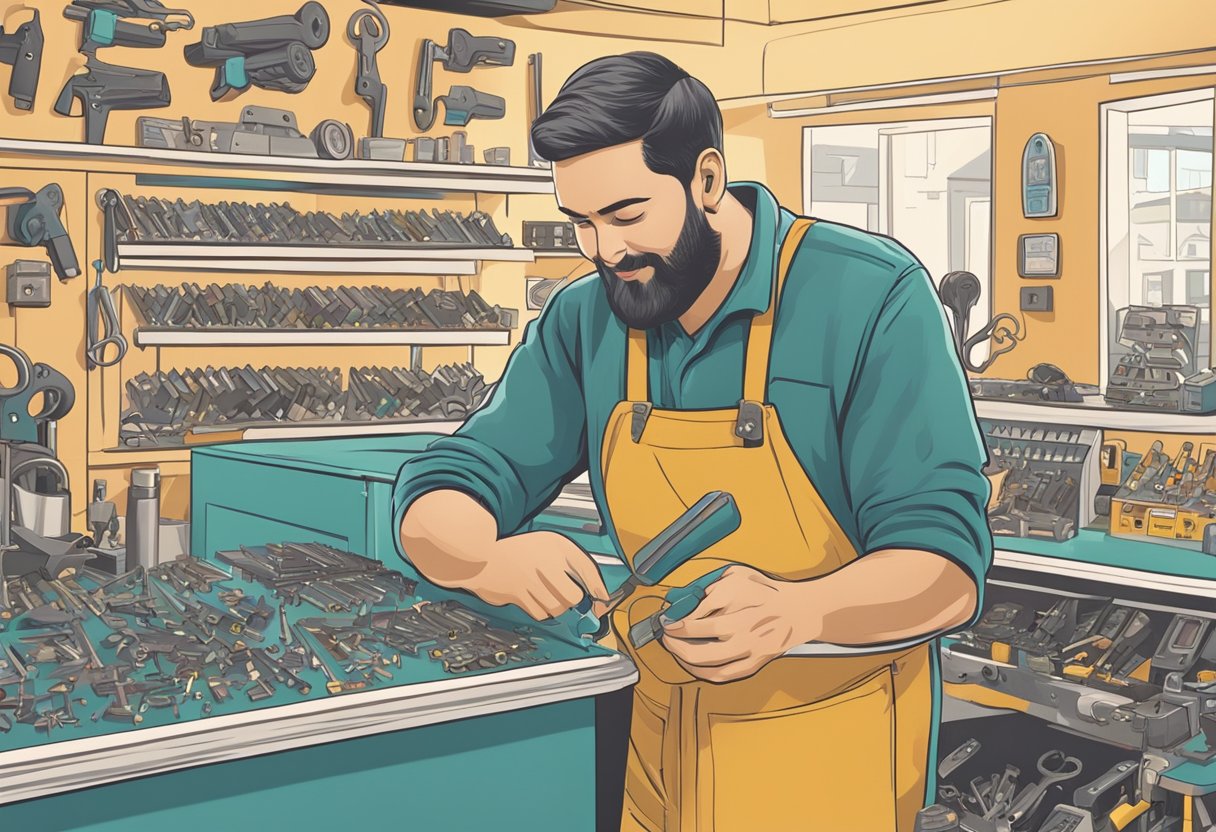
[696,148,727,213]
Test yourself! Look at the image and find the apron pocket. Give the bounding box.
[704,665,897,832]
[625,688,670,827]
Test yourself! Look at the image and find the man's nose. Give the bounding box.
[594,224,628,266]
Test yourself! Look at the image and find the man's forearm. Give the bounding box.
[399,489,500,588]
[789,549,978,647]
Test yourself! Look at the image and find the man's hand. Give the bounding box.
[466,530,610,622]
[399,490,609,622]
[659,565,818,684]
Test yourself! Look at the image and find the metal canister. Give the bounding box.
[126,467,160,568]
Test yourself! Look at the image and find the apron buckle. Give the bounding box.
[631,401,653,443]
[735,400,764,447]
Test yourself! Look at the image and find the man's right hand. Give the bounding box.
[399,490,609,622]
[465,530,610,621]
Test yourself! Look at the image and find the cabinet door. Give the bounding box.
[191,455,370,557]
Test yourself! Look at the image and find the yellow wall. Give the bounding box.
[3,0,1216,530]
[0,0,784,527]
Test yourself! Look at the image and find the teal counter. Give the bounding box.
[0,434,637,832]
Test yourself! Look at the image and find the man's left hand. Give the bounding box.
[658,565,818,683]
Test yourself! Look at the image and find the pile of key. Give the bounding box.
[348,363,487,421]
[119,363,490,445]
[124,283,516,331]
[0,545,555,741]
[114,194,512,247]
[937,747,1085,831]
[214,542,416,614]
[216,544,542,677]
[982,422,1088,543]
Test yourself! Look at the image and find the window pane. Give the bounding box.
[1108,98,1214,384]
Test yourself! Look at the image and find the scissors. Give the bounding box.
[86,259,128,369]
[0,344,74,444]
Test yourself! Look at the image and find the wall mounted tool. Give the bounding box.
[413,28,514,130]
[937,270,1023,373]
[0,184,81,280]
[527,52,548,168]
[64,0,193,55]
[0,7,43,110]
[55,56,170,144]
[184,2,329,100]
[347,0,389,138]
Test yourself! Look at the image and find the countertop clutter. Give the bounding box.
[0,542,603,750]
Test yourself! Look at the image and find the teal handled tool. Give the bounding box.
[628,564,734,649]
[545,490,740,648]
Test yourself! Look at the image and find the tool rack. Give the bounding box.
[0,135,587,522]
[932,398,1216,831]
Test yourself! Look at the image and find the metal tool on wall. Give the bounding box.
[63,0,194,56]
[87,260,127,370]
[938,270,1024,373]
[138,108,354,159]
[413,28,514,131]
[183,2,329,100]
[347,0,389,139]
[527,52,549,168]
[0,7,43,110]
[55,57,171,145]
[0,184,81,281]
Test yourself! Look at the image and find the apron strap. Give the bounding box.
[626,327,648,402]
[624,216,816,417]
[741,217,816,403]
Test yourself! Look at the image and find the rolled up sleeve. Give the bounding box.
[391,288,588,561]
[839,263,994,621]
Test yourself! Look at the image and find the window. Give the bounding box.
[1188,269,1212,305]
[803,117,992,350]
[1103,91,1214,380]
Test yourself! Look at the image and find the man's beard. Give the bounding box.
[597,190,722,330]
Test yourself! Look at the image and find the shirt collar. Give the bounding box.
[716,181,782,318]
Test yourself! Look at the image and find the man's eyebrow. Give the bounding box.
[597,197,649,215]
[557,197,649,220]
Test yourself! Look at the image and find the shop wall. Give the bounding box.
[0,0,782,525]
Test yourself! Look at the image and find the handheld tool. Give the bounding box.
[629,564,736,649]
[0,8,43,110]
[413,28,514,131]
[938,270,1023,373]
[183,2,329,100]
[548,491,740,648]
[55,56,171,145]
[86,260,127,369]
[1,184,81,281]
[63,0,193,55]
[347,0,388,138]
[526,52,549,168]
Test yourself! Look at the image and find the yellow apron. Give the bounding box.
[602,218,934,832]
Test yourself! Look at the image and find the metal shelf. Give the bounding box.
[115,243,535,274]
[88,447,193,466]
[530,249,585,258]
[132,328,511,348]
[0,139,554,196]
[973,396,1216,433]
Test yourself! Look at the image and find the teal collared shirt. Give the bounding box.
[392,181,993,604]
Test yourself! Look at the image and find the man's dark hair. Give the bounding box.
[531,52,723,184]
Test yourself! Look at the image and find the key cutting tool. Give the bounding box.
[544,490,740,649]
